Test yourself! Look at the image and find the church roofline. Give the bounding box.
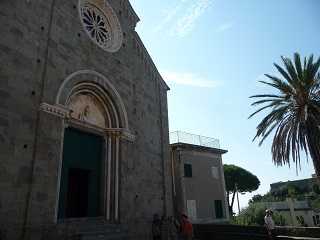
[132,31,170,91]
[126,0,140,24]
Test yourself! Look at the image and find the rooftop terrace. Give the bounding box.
[170,131,220,149]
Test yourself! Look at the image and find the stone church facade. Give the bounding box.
[0,0,172,239]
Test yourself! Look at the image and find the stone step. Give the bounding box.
[73,224,122,233]
[57,219,128,240]
[61,221,122,233]
[78,232,127,240]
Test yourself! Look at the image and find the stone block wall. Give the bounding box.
[0,0,172,239]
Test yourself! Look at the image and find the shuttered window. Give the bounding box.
[211,166,219,179]
[184,164,192,178]
[215,200,223,219]
[187,200,197,220]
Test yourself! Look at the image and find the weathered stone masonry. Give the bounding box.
[0,0,173,239]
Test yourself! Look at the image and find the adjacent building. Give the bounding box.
[259,176,320,227]
[257,199,319,227]
[271,177,318,194]
[0,0,172,239]
[170,131,229,224]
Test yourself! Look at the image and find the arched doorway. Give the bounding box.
[58,127,103,219]
[51,71,135,221]
[58,91,111,219]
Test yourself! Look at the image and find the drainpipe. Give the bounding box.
[219,157,230,221]
[171,148,176,214]
[21,0,57,239]
[178,149,187,215]
[157,80,167,217]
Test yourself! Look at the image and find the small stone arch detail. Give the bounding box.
[55,70,129,130]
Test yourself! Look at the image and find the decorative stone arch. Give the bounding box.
[41,70,134,222]
[55,69,129,130]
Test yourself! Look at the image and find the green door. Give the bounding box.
[215,200,224,219]
[58,128,103,219]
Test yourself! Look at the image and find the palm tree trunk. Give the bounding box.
[306,129,320,178]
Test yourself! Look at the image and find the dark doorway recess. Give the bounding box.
[66,168,89,218]
[58,128,103,219]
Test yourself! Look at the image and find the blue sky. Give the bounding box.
[130,0,319,208]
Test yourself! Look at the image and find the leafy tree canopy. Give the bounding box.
[234,203,286,226]
[249,194,263,204]
[224,164,260,194]
[313,184,320,194]
[248,182,320,208]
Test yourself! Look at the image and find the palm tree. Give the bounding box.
[249,53,320,177]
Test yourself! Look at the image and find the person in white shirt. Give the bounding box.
[264,209,275,240]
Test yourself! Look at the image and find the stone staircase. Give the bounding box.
[56,218,128,240]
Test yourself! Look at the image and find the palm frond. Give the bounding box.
[251,98,284,106]
[294,53,303,80]
[250,94,285,99]
[250,53,320,176]
[281,56,299,84]
[248,100,286,119]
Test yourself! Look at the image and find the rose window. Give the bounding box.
[81,4,112,48]
[79,0,123,53]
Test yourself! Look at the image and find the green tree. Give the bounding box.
[249,53,320,177]
[287,184,298,198]
[224,164,260,214]
[313,184,320,194]
[249,194,263,204]
[235,204,286,226]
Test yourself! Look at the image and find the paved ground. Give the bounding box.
[277,236,320,240]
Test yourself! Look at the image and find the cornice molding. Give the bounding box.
[40,103,71,118]
[40,102,135,142]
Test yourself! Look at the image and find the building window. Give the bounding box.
[187,200,197,220]
[81,5,112,47]
[214,200,224,219]
[79,0,123,52]
[184,164,192,178]
[211,166,219,179]
[296,216,305,225]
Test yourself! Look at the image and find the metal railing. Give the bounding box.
[170,131,220,149]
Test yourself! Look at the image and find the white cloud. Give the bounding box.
[216,22,233,33]
[154,5,182,33]
[162,70,220,88]
[153,0,213,37]
[172,0,213,37]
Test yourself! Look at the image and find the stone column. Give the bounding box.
[106,136,112,221]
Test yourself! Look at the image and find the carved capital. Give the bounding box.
[104,128,135,142]
[105,128,122,137]
[121,129,136,142]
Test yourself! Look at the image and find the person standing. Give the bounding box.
[180,214,193,240]
[167,216,179,240]
[152,214,162,240]
[264,209,275,240]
